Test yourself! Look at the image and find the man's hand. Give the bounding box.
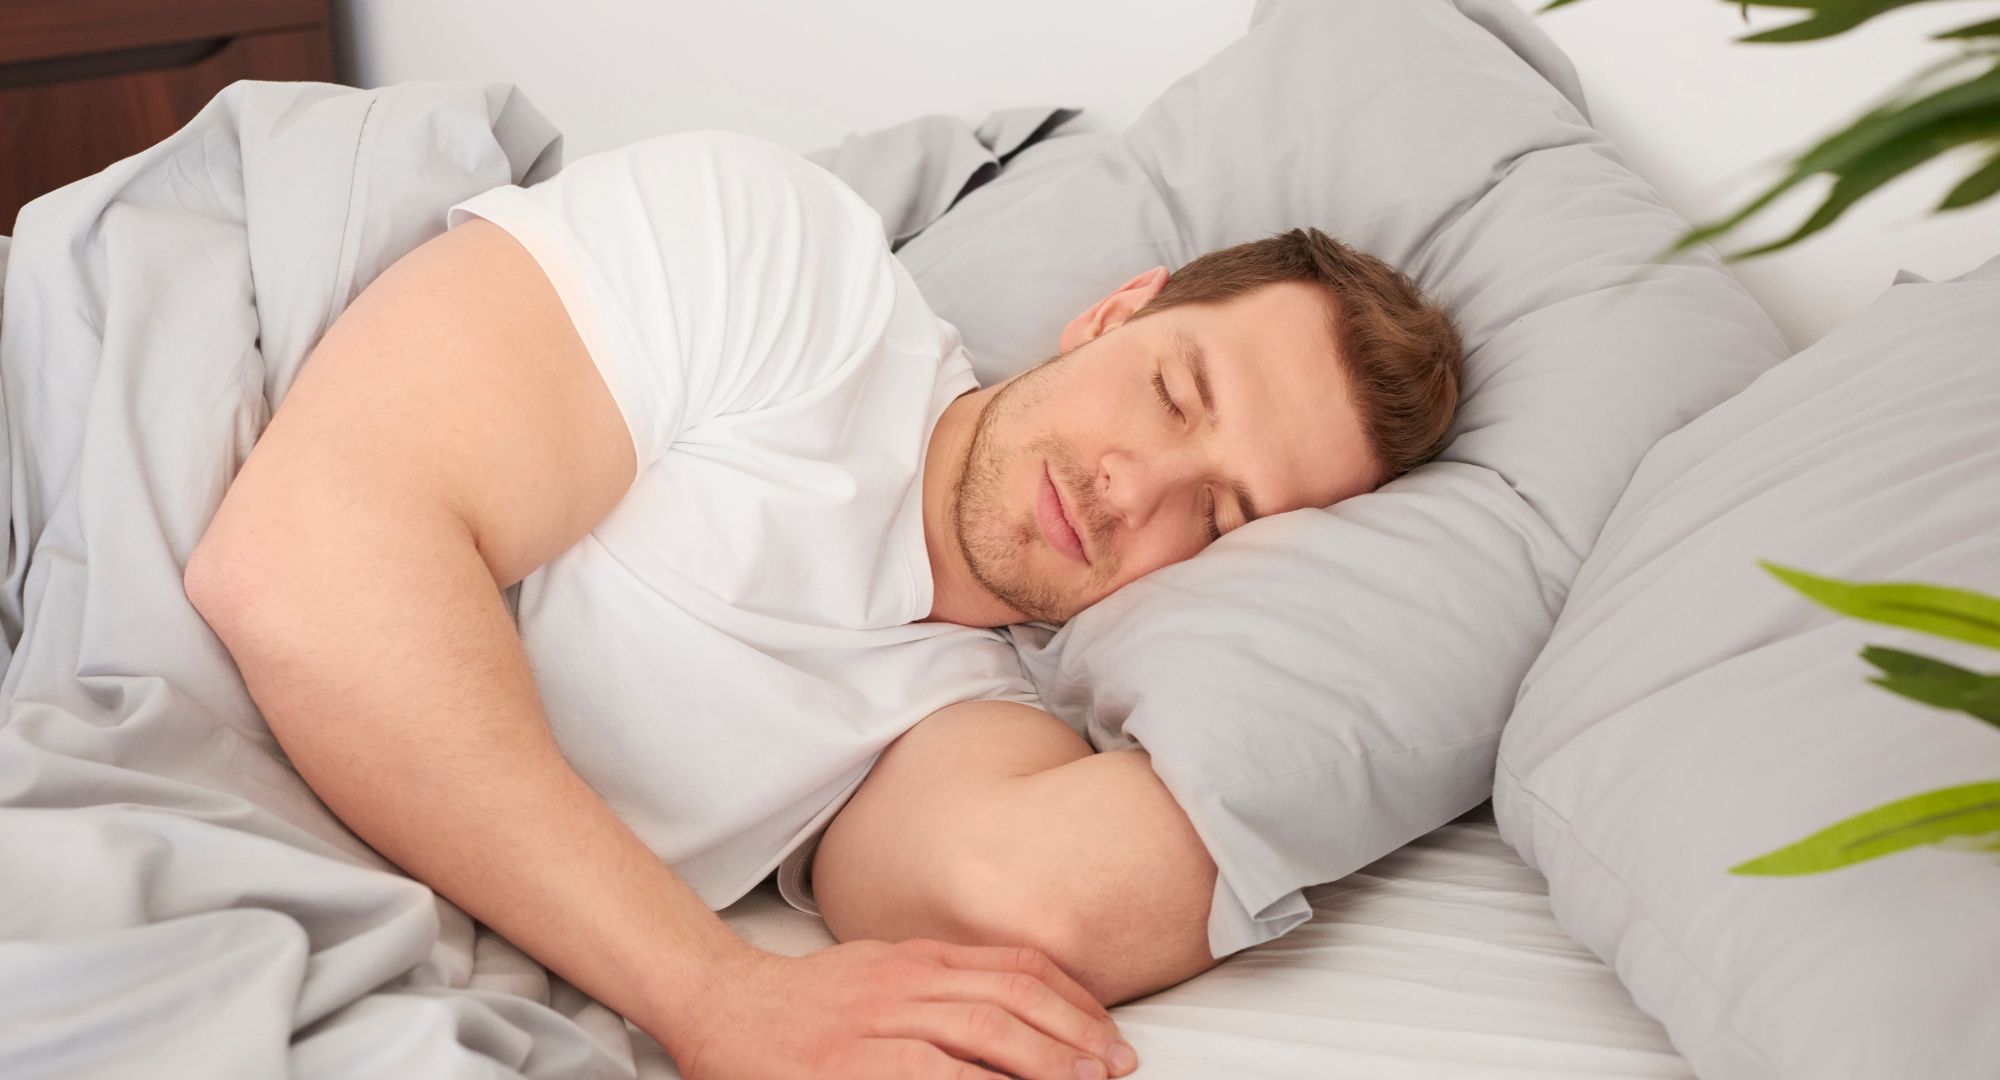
[674,939,1130,1080]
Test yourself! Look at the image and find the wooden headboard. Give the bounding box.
[1,0,336,231]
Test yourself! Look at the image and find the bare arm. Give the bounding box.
[186,219,1131,1080]
[811,700,1221,1007]
[184,219,743,1050]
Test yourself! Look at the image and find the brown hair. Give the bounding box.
[1131,227,1463,486]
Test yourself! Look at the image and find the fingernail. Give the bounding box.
[1110,1042,1138,1073]
[1075,1058,1105,1080]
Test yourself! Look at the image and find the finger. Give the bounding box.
[882,1002,1106,1080]
[917,968,1121,1067]
[860,1037,1008,1080]
[927,940,1135,1073]
[930,941,1113,1023]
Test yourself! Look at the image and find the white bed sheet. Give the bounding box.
[627,802,1694,1079]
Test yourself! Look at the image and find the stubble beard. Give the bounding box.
[951,355,1112,625]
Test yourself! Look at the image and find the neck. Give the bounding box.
[921,386,1028,627]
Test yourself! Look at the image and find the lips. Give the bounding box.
[1036,462,1090,565]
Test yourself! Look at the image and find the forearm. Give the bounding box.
[812,701,1220,1005]
[186,506,748,1054]
[1016,752,1216,996]
[993,748,1221,1004]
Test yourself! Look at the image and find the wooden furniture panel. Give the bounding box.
[0,0,328,66]
[0,0,334,231]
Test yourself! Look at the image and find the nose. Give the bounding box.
[1098,446,1204,531]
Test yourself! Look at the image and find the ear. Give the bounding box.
[1058,265,1170,353]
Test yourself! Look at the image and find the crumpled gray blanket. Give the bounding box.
[0,79,1068,1079]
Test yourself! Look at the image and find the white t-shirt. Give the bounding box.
[447,130,1037,915]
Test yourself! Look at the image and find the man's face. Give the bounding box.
[951,277,1384,624]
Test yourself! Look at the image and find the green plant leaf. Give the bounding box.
[1532,8,2000,261]
[1861,646,2000,727]
[1735,1,1950,45]
[1940,141,2000,207]
[1640,64,2000,260]
[1870,47,2000,113]
[1760,561,2000,649]
[1731,781,2000,874]
[1937,15,2000,39]
[1721,66,2000,243]
[1785,64,2000,180]
[1727,110,2000,256]
[1937,831,2000,853]
[1532,0,1772,20]
[1537,2,2000,41]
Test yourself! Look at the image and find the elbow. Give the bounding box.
[817,828,1102,998]
[940,853,1098,994]
[183,535,252,626]
[182,537,232,620]
[810,730,1224,1005]
[184,531,284,634]
[940,848,1218,1007]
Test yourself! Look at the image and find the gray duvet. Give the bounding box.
[0,81,662,1080]
[0,76,1074,1080]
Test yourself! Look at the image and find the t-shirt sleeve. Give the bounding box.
[446,130,900,472]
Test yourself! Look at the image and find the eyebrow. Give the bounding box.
[1172,327,1264,525]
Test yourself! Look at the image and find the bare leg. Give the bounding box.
[809,700,1220,1006]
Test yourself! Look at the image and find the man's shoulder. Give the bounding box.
[606,129,888,243]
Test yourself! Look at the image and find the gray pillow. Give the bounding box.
[806,106,1080,251]
[1493,253,2000,1079]
[894,0,1790,959]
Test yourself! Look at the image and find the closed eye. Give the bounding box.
[1156,370,1221,540]
[1152,370,1183,420]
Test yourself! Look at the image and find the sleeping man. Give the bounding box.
[185,131,1461,1080]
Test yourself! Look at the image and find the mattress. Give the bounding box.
[629,802,1695,1079]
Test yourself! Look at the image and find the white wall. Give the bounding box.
[336,0,2000,350]
[333,1,1256,148]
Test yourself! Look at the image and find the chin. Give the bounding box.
[1001,553,1088,626]
[955,419,1096,623]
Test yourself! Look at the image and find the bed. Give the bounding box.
[692,804,1695,1080]
[2,1,1993,1078]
